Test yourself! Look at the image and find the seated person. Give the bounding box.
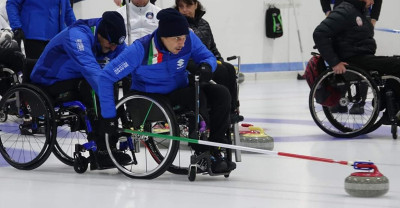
[29,11,130,168]
[174,0,241,121]
[97,8,236,172]
[313,0,400,113]
[0,28,24,96]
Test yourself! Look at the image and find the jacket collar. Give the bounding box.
[185,10,205,25]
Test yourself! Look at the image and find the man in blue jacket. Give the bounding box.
[30,11,130,168]
[7,0,76,59]
[98,8,235,172]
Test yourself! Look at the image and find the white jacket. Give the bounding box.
[117,2,161,45]
[0,0,10,30]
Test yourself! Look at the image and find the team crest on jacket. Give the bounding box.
[356,16,363,27]
[177,59,185,69]
[146,12,154,19]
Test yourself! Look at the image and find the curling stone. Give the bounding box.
[238,72,245,84]
[344,163,389,197]
[239,124,274,150]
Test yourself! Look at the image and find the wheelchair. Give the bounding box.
[0,72,92,169]
[309,56,400,139]
[74,56,244,180]
[0,56,243,181]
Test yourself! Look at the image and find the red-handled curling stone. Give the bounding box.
[344,162,389,197]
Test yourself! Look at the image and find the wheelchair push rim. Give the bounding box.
[0,84,56,169]
[309,67,380,138]
[106,94,180,179]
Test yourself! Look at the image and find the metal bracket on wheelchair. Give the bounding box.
[75,140,97,152]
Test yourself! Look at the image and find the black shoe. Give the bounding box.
[92,149,131,169]
[349,103,364,115]
[112,149,132,165]
[230,113,244,124]
[297,73,306,80]
[210,151,228,173]
[226,160,236,171]
[329,105,348,113]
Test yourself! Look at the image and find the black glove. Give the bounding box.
[13,28,24,43]
[102,117,118,136]
[196,63,213,83]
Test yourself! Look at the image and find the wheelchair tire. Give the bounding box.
[52,107,88,166]
[309,67,380,138]
[0,84,56,170]
[16,84,79,166]
[109,94,180,179]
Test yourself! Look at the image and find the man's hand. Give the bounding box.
[371,19,377,27]
[196,63,213,82]
[332,62,348,74]
[13,28,24,43]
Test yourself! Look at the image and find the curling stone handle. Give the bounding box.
[248,126,265,134]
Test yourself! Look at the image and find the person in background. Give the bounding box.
[313,0,400,115]
[29,11,130,169]
[97,8,236,173]
[113,0,157,7]
[117,0,161,45]
[298,0,382,81]
[320,0,382,26]
[6,0,76,59]
[174,0,242,122]
[0,0,24,96]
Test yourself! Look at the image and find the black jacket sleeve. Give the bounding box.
[370,0,382,20]
[320,0,332,14]
[313,7,351,67]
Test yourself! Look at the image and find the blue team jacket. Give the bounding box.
[30,18,126,93]
[98,30,217,118]
[6,0,76,41]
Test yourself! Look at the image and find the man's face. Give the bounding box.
[362,0,374,8]
[160,35,187,54]
[98,34,117,54]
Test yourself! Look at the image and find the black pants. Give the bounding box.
[187,61,238,113]
[212,62,238,112]
[44,79,110,149]
[0,48,26,96]
[346,55,400,76]
[346,55,400,97]
[167,83,231,143]
[24,39,49,59]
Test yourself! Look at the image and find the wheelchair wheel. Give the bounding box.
[108,94,180,179]
[309,67,380,138]
[52,107,88,166]
[0,84,56,169]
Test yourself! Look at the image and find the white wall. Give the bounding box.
[73,0,400,70]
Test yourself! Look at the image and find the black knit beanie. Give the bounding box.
[157,8,189,37]
[98,11,126,45]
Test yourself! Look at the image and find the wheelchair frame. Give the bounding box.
[0,56,244,181]
[309,60,400,139]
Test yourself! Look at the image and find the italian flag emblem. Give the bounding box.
[147,38,163,65]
